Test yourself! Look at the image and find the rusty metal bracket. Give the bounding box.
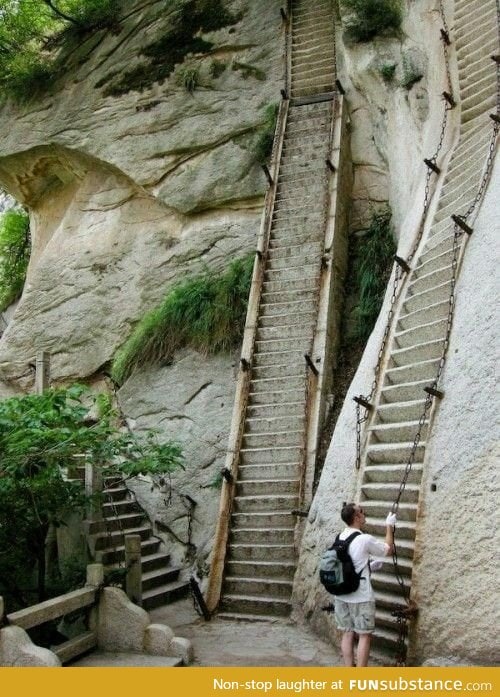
[442,91,456,107]
[353,395,373,411]
[424,158,441,174]
[424,385,444,399]
[394,255,411,273]
[304,353,319,376]
[440,29,451,45]
[261,164,274,186]
[326,158,336,173]
[451,214,473,235]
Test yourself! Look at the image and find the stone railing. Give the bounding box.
[0,563,192,667]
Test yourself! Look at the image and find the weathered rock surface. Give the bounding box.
[118,349,238,570]
[0,0,282,389]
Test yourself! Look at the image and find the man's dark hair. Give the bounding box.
[341,502,357,525]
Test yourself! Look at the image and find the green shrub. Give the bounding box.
[0,209,31,311]
[254,103,279,164]
[112,255,254,385]
[340,0,403,42]
[379,63,396,82]
[210,59,227,79]
[232,61,266,81]
[400,53,424,89]
[0,1,122,102]
[175,63,201,93]
[352,207,396,341]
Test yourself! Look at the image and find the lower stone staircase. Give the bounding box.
[73,468,189,611]
[357,0,499,659]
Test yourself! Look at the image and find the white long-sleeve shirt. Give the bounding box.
[336,527,390,603]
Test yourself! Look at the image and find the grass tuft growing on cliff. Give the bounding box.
[111,254,254,385]
[340,0,403,42]
[254,103,279,164]
[0,209,31,312]
[351,207,396,341]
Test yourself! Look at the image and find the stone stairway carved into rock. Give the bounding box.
[73,467,190,611]
[216,0,338,620]
[356,0,499,659]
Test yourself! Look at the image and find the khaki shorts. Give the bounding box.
[334,599,375,634]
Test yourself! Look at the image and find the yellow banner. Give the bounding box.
[0,667,498,696]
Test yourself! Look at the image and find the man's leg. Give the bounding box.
[356,633,372,667]
[341,631,355,666]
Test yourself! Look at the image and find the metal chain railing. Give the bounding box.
[390,15,500,667]
[351,0,499,665]
[354,1,454,470]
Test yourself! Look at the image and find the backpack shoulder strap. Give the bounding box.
[344,531,362,548]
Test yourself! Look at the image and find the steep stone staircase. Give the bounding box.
[83,472,189,611]
[357,0,499,657]
[217,0,337,619]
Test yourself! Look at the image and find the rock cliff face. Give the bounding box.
[0,0,497,665]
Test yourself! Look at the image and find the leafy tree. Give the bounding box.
[340,0,402,42]
[0,208,30,311]
[0,0,121,99]
[0,384,183,607]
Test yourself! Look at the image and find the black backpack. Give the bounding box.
[319,531,363,595]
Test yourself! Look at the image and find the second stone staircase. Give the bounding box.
[356,0,499,658]
[217,0,338,620]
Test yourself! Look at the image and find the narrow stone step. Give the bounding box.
[369,420,428,444]
[231,511,296,530]
[230,527,295,545]
[389,338,443,369]
[245,401,304,420]
[242,428,303,449]
[393,317,447,349]
[254,337,311,356]
[96,537,160,565]
[91,524,152,551]
[250,373,305,393]
[360,501,417,522]
[402,280,452,315]
[102,486,129,502]
[374,588,409,611]
[384,357,440,385]
[236,478,300,497]
[361,482,420,504]
[223,576,293,600]
[228,542,296,562]
[245,411,304,432]
[363,463,423,485]
[365,442,425,465]
[226,560,295,583]
[141,565,181,591]
[261,276,317,295]
[86,511,146,534]
[238,463,300,481]
[258,310,316,331]
[141,552,171,573]
[397,300,449,332]
[102,498,140,516]
[252,349,306,369]
[220,594,291,617]
[247,385,305,406]
[142,579,190,611]
[233,494,298,513]
[257,322,314,342]
[380,378,433,404]
[407,261,453,296]
[364,515,417,541]
[266,250,320,272]
[239,445,302,465]
[376,399,427,423]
